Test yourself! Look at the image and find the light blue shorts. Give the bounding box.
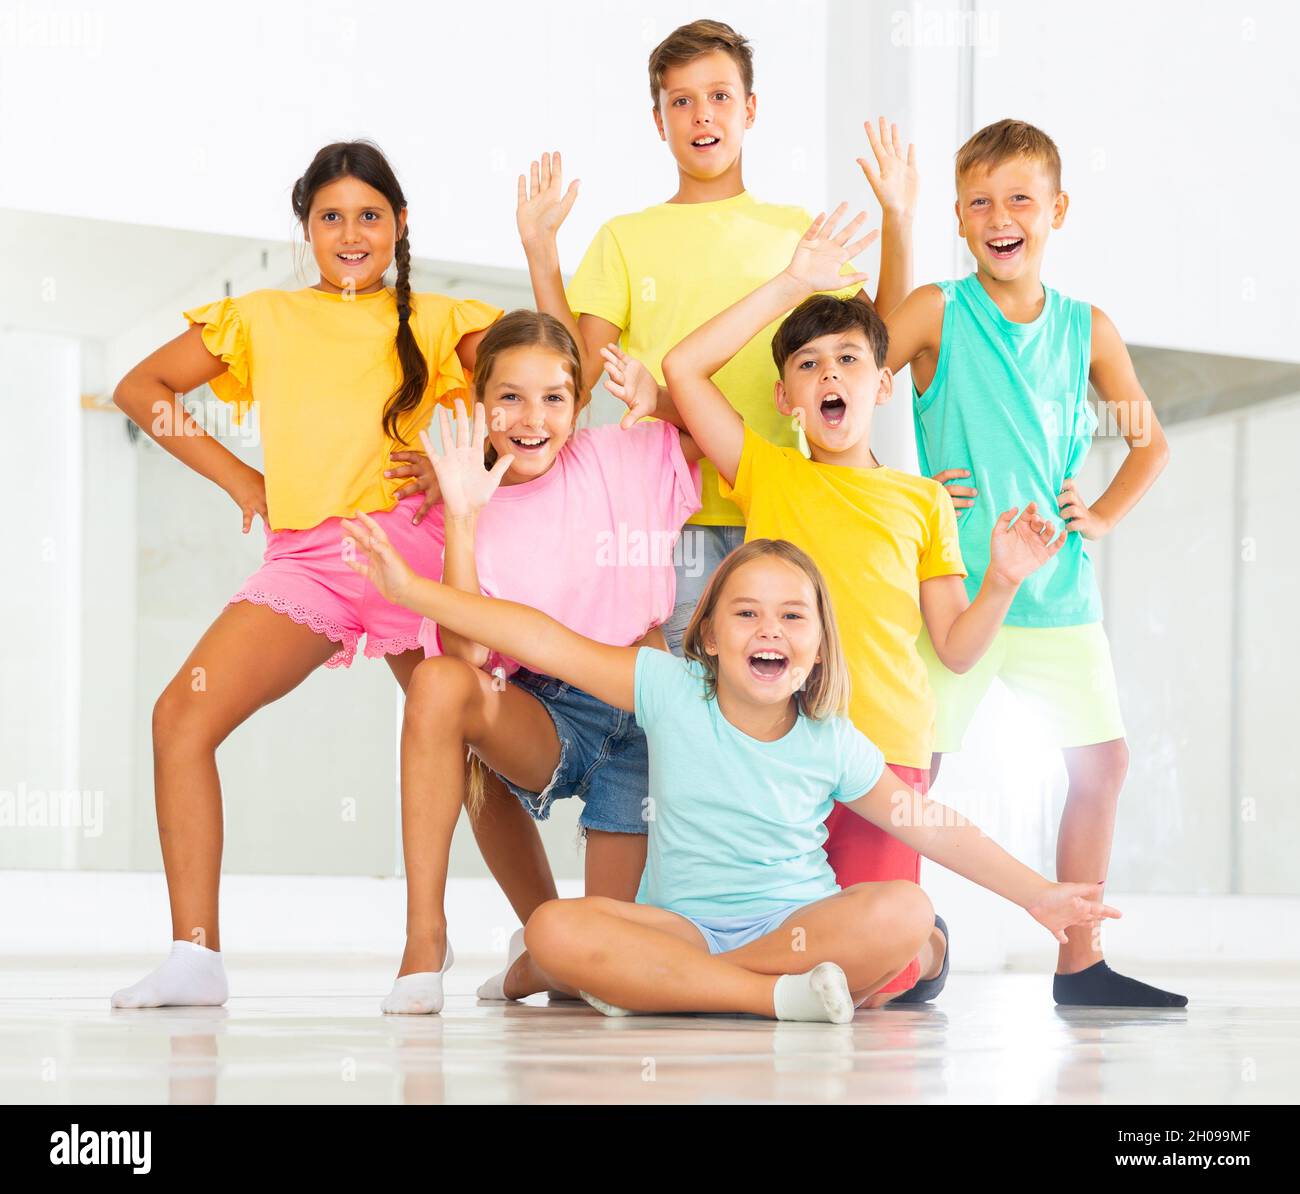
[683,901,812,955]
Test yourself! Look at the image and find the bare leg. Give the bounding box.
[526,882,933,1016]
[468,772,560,924]
[384,646,427,694]
[152,602,341,951]
[1057,737,1128,974]
[584,830,647,901]
[394,658,561,978]
[498,826,650,1000]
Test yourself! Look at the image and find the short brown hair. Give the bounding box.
[955,118,1062,193]
[771,294,889,373]
[648,19,753,109]
[682,538,851,720]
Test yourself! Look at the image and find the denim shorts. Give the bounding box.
[497,670,649,835]
[662,524,747,657]
[683,901,814,955]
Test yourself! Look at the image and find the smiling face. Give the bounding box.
[776,330,893,459]
[652,50,755,184]
[304,175,405,295]
[480,346,578,484]
[701,554,824,713]
[956,156,1068,283]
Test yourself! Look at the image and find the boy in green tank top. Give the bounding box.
[886,119,1184,1007]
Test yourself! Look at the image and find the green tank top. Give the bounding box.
[912,274,1101,627]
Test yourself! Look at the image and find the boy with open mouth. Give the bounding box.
[885,119,1181,1008]
[648,205,1069,1003]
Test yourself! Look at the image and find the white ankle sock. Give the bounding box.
[381,941,454,1015]
[476,928,526,1001]
[579,989,636,1017]
[773,963,854,1023]
[110,940,228,1009]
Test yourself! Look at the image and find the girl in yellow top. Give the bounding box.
[108,140,501,1009]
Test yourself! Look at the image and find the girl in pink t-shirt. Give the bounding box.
[371,310,702,1014]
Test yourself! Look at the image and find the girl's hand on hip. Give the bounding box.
[225,463,268,534]
[386,448,442,525]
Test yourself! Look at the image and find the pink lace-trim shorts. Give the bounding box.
[229,494,440,669]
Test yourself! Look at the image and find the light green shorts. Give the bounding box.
[919,622,1126,754]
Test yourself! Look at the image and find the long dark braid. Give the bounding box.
[291,140,429,444]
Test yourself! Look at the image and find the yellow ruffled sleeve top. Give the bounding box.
[182,286,501,530]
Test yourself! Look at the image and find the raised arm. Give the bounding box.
[113,323,268,533]
[882,282,944,377]
[844,766,1121,942]
[340,508,638,712]
[662,205,876,486]
[515,150,623,395]
[1058,306,1170,539]
[856,117,918,319]
[418,400,513,666]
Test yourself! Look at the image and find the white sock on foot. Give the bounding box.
[579,989,636,1017]
[773,962,854,1024]
[381,942,454,1015]
[476,928,526,1001]
[110,940,228,1009]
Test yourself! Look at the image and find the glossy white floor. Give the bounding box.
[3,954,1297,1104]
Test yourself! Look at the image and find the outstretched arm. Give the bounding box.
[843,766,1121,943]
[340,509,638,712]
[662,205,876,486]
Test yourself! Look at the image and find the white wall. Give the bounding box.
[5,1,1297,897]
[0,0,834,278]
[968,0,1300,363]
[0,332,82,869]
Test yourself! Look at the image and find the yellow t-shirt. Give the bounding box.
[721,427,967,768]
[566,190,862,527]
[183,287,502,530]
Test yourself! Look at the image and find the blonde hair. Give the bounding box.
[682,538,850,719]
[955,118,1062,194]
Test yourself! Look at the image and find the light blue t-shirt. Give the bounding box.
[633,648,886,919]
[913,273,1102,627]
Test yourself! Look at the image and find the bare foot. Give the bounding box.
[503,949,578,1001]
[919,923,946,981]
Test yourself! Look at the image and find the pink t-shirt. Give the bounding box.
[418,421,701,675]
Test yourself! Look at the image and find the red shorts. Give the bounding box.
[823,762,930,994]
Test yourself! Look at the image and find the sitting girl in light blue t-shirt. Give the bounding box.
[341,517,1121,1022]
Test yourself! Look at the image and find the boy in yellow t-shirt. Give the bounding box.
[515,18,918,652]
[655,206,1067,1001]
